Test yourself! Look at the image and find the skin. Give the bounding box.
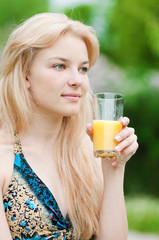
[87,118,138,240]
[0,32,138,240]
[26,33,89,118]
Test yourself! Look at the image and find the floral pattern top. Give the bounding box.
[3,137,74,240]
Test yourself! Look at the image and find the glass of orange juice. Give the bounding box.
[93,92,124,159]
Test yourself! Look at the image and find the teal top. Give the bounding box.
[3,138,74,239]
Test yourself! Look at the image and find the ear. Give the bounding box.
[26,73,31,89]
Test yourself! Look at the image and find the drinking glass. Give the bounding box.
[93,92,124,159]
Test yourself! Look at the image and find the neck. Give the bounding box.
[18,112,63,148]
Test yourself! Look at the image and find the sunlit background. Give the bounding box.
[0,0,159,238]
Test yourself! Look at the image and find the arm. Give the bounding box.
[0,191,13,239]
[95,160,127,240]
[87,117,138,240]
[0,142,14,239]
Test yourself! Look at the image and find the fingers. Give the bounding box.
[86,123,93,141]
[115,133,137,152]
[119,117,130,128]
[86,123,93,134]
[113,126,138,167]
[87,116,138,167]
[113,116,138,167]
[115,127,135,145]
[112,140,138,168]
[121,141,139,158]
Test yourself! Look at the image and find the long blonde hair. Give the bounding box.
[0,13,103,239]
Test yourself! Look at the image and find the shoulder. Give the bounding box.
[0,130,15,196]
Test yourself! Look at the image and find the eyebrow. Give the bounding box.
[47,57,89,65]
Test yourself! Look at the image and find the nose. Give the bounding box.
[68,69,82,87]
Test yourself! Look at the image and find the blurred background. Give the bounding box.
[0,0,159,238]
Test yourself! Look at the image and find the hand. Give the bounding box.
[113,117,138,167]
[86,123,93,142]
[86,117,138,167]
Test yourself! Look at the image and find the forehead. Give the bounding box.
[36,33,89,61]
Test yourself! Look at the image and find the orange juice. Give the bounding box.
[93,120,122,156]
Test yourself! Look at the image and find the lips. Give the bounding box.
[61,93,81,102]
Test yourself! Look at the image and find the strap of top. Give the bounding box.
[14,133,23,154]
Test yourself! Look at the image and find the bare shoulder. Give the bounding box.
[0,130,15,196]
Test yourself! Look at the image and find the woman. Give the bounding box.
[0,13,138,240]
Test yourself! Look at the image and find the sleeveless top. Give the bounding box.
[3,137,74,240]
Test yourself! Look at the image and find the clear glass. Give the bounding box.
[93,92,124,159]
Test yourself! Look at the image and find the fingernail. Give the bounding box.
[115,145,120,151]
[115,135,121,142]
[122,119,126,125]
[112,161,116,166]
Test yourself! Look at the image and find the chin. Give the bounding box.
[63,112,79,117]
[62,108,80,117]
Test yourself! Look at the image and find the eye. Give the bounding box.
[53,64,65,70]
[79,67,88,73]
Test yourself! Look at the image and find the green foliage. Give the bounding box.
[64,3,108,42]
[64,3,159,197]
[0,0,49,26]
[0,0,49,45]
[126,195,159,233]
[103,0,159,71]
[1,1,159,198]
[64,5,93,25]
[124,87,159,196]
[65,1,159,74]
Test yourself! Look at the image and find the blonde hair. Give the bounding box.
[0,13,103,239]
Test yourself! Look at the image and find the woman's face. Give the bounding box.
[26,33,89,117]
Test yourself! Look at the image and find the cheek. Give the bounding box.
[82,77,89,94]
